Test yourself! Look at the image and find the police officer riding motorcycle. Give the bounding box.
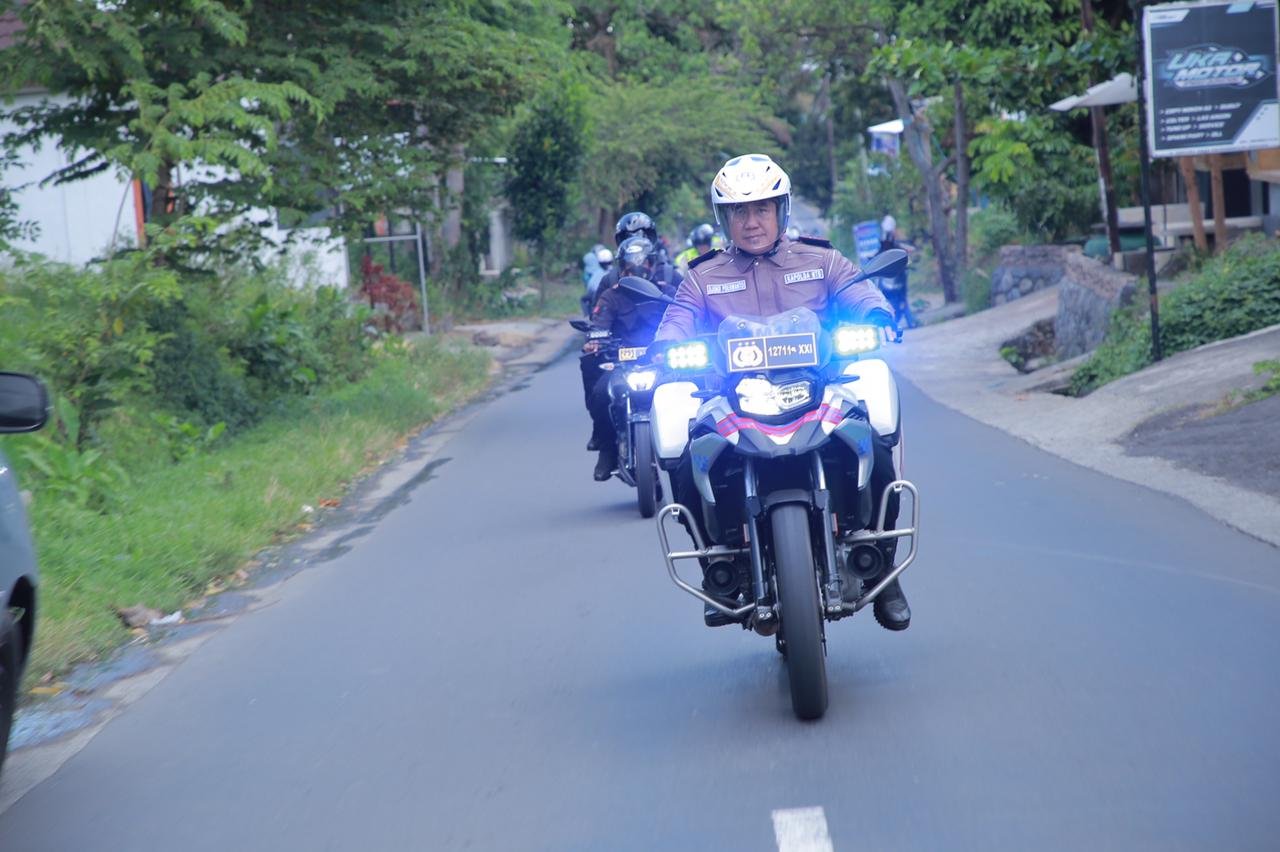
[644,154,918,719]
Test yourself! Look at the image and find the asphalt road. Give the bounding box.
[2,352,1279,851]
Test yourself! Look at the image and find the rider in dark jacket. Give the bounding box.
[583,235,681,480]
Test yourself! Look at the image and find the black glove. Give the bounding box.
[865,308,895,328]
[865,307,903,343]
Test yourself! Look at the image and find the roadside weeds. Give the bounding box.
[19,338,491,686]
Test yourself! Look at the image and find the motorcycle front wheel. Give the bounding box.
[633,421,659,518]
[772,503,828,720]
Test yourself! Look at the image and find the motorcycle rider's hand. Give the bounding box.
[865,307,903,344]
[582,340,601,355]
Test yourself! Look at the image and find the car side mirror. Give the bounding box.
[836,249,908,295]
[0,372,49,433]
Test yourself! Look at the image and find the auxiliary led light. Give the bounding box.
[667,342,709,370]
[834,324,880,356]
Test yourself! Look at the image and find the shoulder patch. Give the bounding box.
[796,235,833,249]
[687,248,722,270]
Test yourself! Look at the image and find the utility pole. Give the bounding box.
[1133,0,1163,361]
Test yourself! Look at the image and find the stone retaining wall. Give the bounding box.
[989,245,1077,304]
[1054,252,1137,359]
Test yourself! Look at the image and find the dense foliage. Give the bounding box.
[1071,237,1280,395]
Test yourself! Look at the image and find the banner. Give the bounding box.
[1144,0,1280,157]
[853,220,882,265]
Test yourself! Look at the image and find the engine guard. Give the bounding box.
[655,479,920,623]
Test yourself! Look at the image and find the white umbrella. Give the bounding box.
[1050,72,1137,111]
[866,118,905,134]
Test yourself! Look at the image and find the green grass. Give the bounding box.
[11,339,490,682]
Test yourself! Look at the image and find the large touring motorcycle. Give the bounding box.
[622,250,920,720]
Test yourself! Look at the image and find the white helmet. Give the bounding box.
[880,215,896,240]
[595,247,613,265]
[710,153,791,232]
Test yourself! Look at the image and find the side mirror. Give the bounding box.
[0,372,49,433]
[836,249,908,294]
[569,319,591,333]
[617,275,675,305]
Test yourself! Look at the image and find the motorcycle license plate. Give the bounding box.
[727,332,818,372]
[618,346,647,362]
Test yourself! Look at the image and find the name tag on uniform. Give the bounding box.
[784,268,824,284]
[706,280,746,296]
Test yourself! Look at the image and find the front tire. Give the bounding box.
[0,611,20,775]
[771,504,828,720]
[634,422,659,519]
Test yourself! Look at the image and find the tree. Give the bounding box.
[508,80,588,291]
[0,0,318,234]
[0,0,569,267]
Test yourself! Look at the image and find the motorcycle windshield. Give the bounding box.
[716,308,830,373]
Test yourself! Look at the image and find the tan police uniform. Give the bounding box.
[653,236,891,342]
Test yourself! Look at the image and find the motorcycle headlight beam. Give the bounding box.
[735,378,813,417]
[834,324,880,356]
[626,369,657,392]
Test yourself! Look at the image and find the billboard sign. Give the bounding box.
[1144,0,1280,157]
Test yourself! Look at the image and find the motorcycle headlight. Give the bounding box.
[735,377,813,416]
[666,341,709,370]
[626,369,657,392]
[834,324,880,356]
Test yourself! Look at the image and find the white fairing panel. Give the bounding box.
[842,358,900,438]
[652,381,700,460]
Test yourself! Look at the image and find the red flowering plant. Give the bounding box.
[359,254,420,333]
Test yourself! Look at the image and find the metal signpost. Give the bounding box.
[1135,0,1280,361]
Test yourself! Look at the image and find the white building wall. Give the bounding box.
[3,91,349,288]
[3,92,138,263]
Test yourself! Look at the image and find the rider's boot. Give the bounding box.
[872,539,910,631]
[593,446,618,481]
[586,435,600,451]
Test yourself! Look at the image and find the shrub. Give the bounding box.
[962,268,993,314]
[359,255,419,333]
[1071,235,1280,395]
[0,252,180,446]
[147,299,260,430]
[969,205,1026,258]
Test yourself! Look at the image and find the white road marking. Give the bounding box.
[771,806,834,852]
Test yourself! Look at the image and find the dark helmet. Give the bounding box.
[617,235,656,276]
[688,223,715,249]
[614,211,657,247]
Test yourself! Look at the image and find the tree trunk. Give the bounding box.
[953,80,969,277]
[888,78,957,303]
[1082,0,1121,256]
[442,145,465,250]
[148,161,177,226]
[1178,156,1208,252]
[1209,154,1227,253]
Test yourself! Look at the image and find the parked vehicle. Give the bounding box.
[569,319,663,517]
[0,372,49,773]
[625,251,921,720]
